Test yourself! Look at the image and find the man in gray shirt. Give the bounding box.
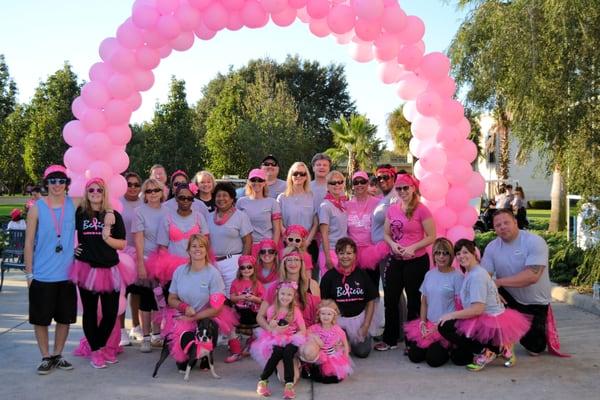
[260,155,287,199]
[480,209,551,355]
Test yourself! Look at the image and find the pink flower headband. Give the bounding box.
[278,281,298,291]
[284,224,308,239]
[188,182,199,196]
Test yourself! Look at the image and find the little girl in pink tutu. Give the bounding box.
[438,239,531,371]
[251,281,306,399]
[306,300,352,383]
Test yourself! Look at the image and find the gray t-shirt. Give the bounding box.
[156,209,209,257]
[481,231,551,305]
[131,203,168,256]
[236,197,280,243]
[267,179,287,199]
[277,192,315,231]
[460,265,505,315]
[310,181,328,211]
[207,209,253,257]
[164,197,210,221]
[420,268,464,323]
[120,196,143,247]
[371,191,395,243]
[169,264,225,311]
[318,200,348,250]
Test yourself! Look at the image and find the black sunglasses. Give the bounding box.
[352,179,368,185]
[145,188,162,194]
[249,177,265,183]
[395,186,411,192]
[434,251,450,256]
[47,178,67,185]
[328,180,344,186]
[177,196,194,202]
[173,181,187,187]
[292,171,307,177]
[262,161,277,167]
[287,237,302,244]
[127,182,141,188]
[239,265,254,271]
[259,249,276,255]
[376,175,391,182]
[87,187,104,194]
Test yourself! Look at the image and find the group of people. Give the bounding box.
[23,153,563,399]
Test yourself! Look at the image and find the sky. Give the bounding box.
[0,0,468,147]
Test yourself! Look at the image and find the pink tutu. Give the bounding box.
[456,309,531,348]
[356,242,390,270]
[70,259,136,292]
[318,249,338,278]
[318,349,353,380]
[404,319,450,349]
[213,305,239,336]
[74,319,123,358]
[145,249,187,284]
[250,328,306,367]
[161,309,198,362]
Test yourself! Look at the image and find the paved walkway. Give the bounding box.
[1,271,599,400]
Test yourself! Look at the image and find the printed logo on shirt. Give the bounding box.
[82,218,104,235]
[336,282,365,302]
[390,220,404,241]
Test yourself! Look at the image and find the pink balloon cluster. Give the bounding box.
[63,0,484,234]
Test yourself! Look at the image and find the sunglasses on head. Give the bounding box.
[249,177,265,183]
[127,182,141,188]
[239,265,254,271]
[47,178,67,185]
[395,186,411,192]
[177,195,194,202]
[376,175,391,182]
[262,161,277,167]
[145,188,162,194]
[352,179,368,186]
[328,180,344,186]
[87,187,104,194]
[287,237,302,244]
[292,171,307,177]
[259,249,276,255]
[434,250,450,256]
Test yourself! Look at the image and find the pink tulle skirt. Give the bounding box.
[250,328,306,367]
[356,242,390,270]
[74,319,123,358]
[318,249,338,278]
[456,309,531,348]
[70,259,136,292]
[316,348,353,380]
[404,319,450,349]
[145,249,187,284]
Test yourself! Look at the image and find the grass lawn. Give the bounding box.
[0,203,24,218]
[528,209,551,219]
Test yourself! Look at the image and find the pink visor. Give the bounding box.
[352,171,369,181]
[43,165,67,178]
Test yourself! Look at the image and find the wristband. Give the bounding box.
[25,273,34,280]
[177,302,189,313]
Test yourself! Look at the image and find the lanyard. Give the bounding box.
[45,198,66,240]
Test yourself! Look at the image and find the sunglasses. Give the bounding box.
[376,175,391,182]
[173,181,187,187]
[259,249,276,255]
[434,251,450,256]
[177,196,194,202]
[145,188,162,194]
[249,177,265,183]
[395,186,411,192]
[352,179,368,186]
[127,182,141,188]
[262,161,277,167]
[87,187,104,194]
[47,178,67,185]
[239,265,254,271]
[292,171,307,177]
[328,180,344,186]
[287,237,302,244]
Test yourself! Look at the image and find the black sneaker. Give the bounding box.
[37,357,55,375]
[53,355,74,371]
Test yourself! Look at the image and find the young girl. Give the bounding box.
[282,225,313,272]
[226,255,265,363]
[256,239,279,291]
[306,300,352,383]
[251,281,306,399]
[438,239,531,371]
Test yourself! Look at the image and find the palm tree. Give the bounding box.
[326,114,384,178]
[387,105,412,155]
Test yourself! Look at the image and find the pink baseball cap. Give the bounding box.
[248,169,267,181]
[43,165,67,179]
[10,208,22,221]
[352,171,369,181]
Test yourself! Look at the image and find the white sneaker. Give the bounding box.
[140,337,152,353]
[150,334,163,348]
[119,329,131,347]
[129,326,143,342]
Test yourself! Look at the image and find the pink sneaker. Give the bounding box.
[256,380,271,397]
[90,350,107,369]
[283,383,296,399]
[101,348,118,364]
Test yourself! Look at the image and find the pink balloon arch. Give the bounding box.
[62,0,484,240]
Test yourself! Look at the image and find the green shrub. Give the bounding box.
[573,244,600,287]
[528,200,551,209]
[528,217,549,231]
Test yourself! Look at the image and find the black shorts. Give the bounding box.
[125,284,158,312]
[29,280,77,326]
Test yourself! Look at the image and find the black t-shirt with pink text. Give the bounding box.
[75,208,125,268]
[320,268,378,318]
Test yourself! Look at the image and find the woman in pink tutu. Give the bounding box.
[70,178,135,369]
[251,281,307,399]
[438,239,531,371]
[306,300,352,384]
[256,239,280,292]
[404,238,467,367]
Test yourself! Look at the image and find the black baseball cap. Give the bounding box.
[261,155,278,165]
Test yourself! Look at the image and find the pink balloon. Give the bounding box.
[421,198,445,213]
[104,99,132,125]
[158,45,172,58]
[354,17,381,41]
[157,14,181,39]
[86,161,113,182]
[227,12,244,31]
[334,30,354,45]
[296,7,310,23]
[136,46,161,69]
[63,120,87,147]
[64,147,92,174]
[457,140,478,163]
[141,28,168,48]
[327,4,355,34]
[444,159,473,185]
[132,4,160,29]
[349,41,373,63]
[68,175,86,197]
[379,61,402,84]
[109,47,137,72]
[419,52,451,81]
[374,32,401,61]
[433,206,458,229]
[455,117,471,139]
[84,132,112,157]
[409,137,433,159]
[436,125,462,151]
[351,0,384,20]
[124,92,142,112]
[89,62,114,82]
[288,0,307,9]
[107,74,135,99]
[402,101,417,122]
[222,0,245,10]
[306,0,330,19]
[194,20,217,40]
[81,108,107,131]
[99,37,119,62]
[447,225,475,243]
[427,75,456,98]
[381,4,406,33]
[107,124,133,146]
[71,97,88,120]
[396,72,427,100]
[397,43,424,71]
[439,99,464,125]
[117,18,145,49]
[446,186,470,211]
[309,18,330,38]
[420,172,449,202]
[457,207,478,227]
[108,151,130,174]
[203,1,228,31]
[413,159,426,180]
[175,2,202,30]
[261,0,288,14]
[170,31,195,51]
[416,91,442,117]
[411,115,440,141]
[271,8,297,27]
[131,69,155,91]
[188,0,213,10]
[465,171,485,198]
[398,15,425,45]
[156,0,179,15]
[420,146,447,173]
[242,1,269,29]
[108,173,128,198]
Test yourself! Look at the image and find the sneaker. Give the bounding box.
[283,383,296,399]
[119,328,131,347]
[502,347,517,368]
[224,353,243,363]
[37,357,55,375]
[90,351,107,369]
[256,380,271,397]
[374,342,398,351]
[129,326,143,342]
[150,333,163,348]
[466,349,497,372]
[52,355,74,371]
[101,348,118,364]
[140,336,152,353]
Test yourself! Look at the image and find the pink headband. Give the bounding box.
[238,255,256,267]
[282,250,302,260]
[259,239,277,250]
[278,281,298,291]
[171,169,188,182]
[395,173,419,190]
[319,306,338,315]
[248,168,267,180]
[43,164,67,179]
[284,224,308,239]
[376,166,396,176]
[85,177,105,188]
[352,171,369,181]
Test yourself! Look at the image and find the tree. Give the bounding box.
[23,62,80,181]
[387,105,412,155]
[326,114,383,178]
[0,105,29,193]
[0,54,17,123]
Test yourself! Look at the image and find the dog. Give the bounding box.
[152,318,220,381]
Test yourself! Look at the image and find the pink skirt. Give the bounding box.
[317,348,353,380]
[250,328,306,367]
[70,259,136,293]
[404,319,450,349]
[456,309,531,348]
[318,249,338,278]
[74,319,123,358]
[145,249,187,284]
[356,242,390,270]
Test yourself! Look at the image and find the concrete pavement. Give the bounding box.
[1,271,599,400]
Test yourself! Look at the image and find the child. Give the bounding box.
[251,281,306,399]
[307,300,352,383]
[226,255,265,363]
[282,225,313,272]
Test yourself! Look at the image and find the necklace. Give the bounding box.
[45,197,65,253]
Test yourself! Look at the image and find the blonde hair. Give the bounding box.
[186,234,211,266]
[141,178,166,203]
[81,178,110,217]
[193,171,216,192]
[325,171,345,195]
[273,283,297,324]
[245,180,269,198]
[283,162,312,197]
[279,246,308,309]
[315,299,340,325]
[404,191,421,220]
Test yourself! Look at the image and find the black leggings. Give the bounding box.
[260,344,298,384]
[79,287,120,351]
[438,319,500,356]
[499,287,548,353]
[382,255,429,346]
[407,341,473,367]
